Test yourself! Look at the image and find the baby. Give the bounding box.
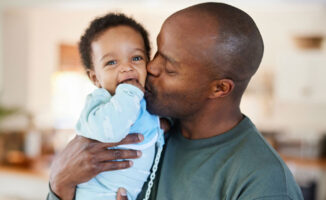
[75,13,165,200]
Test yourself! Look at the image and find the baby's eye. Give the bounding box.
[132,56,143,61]
[105,60,117,66]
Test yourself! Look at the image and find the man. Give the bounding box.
[48,2,303,200]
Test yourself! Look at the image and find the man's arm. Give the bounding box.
[48,134,143,200]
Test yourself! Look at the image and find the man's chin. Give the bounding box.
[145,91,171,116]
[146,105,156,115]
[145,94,156,114]
[147,101,170,117]
[145,94,159,115]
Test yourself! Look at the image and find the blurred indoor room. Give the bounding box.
[0,0,326,199]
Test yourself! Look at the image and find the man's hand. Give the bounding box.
[49,134,143,200]
[116,188,128,200]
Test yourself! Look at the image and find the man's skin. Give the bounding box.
[50,3,263,200]
[50,134,143,199]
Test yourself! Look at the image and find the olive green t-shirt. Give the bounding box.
[137,116,303,200]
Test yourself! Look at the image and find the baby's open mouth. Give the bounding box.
[118,72,139,85]
[119,78,139,84]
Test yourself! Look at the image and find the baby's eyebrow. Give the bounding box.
[100,53,115,61]
[132,48,146,54]
[99,48,146,62]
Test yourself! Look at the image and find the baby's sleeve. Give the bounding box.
[76,84,144,143]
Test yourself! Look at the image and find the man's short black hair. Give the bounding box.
[79,13,151,69]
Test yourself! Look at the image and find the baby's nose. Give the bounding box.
[120,63,133,72]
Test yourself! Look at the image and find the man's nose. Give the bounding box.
[147,59,161,77]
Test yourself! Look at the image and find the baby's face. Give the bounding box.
[89,25,147,94]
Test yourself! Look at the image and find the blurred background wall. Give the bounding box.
[0,0,326,200]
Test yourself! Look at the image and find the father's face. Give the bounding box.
[145,15,213,118]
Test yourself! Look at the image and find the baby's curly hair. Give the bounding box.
[79,13,151,69]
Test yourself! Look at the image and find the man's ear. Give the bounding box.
[86,69,101,88]
[209,79,235,99]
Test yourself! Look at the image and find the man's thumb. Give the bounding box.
[116,187,128,200]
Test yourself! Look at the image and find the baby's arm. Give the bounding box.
[76,84,143,143]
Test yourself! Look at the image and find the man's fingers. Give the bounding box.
[100,134,144,148]
[116,188,128,200]
[98,161,133,173]
[119,133,144,145]
[96,149,141,162]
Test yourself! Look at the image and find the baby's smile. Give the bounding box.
[118,72,140,85]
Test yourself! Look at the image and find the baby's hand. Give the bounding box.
[123,79,145,93]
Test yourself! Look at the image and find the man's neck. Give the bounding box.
[179,105,243,140]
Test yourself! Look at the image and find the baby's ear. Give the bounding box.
[86,69,101,88]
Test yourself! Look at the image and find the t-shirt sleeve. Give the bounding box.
[46,192,61,200]
[76,84,144,143]
[46,184,63,200]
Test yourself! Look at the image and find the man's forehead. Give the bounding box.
[158,14,219,51]
[164,11,218,38]
[156,21,185,53]
[155,13,219,68]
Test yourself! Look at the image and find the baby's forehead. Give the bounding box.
[96,25,141,40]
[98,26,148,50]
[94,26,144,44]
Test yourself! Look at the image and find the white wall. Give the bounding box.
[240,5,326,134]
[0,11,3,93]
[1,10,30,107]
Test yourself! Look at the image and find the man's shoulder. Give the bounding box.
[231,118,291,184]
[227,117,303,200]
[222,139,303,199]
